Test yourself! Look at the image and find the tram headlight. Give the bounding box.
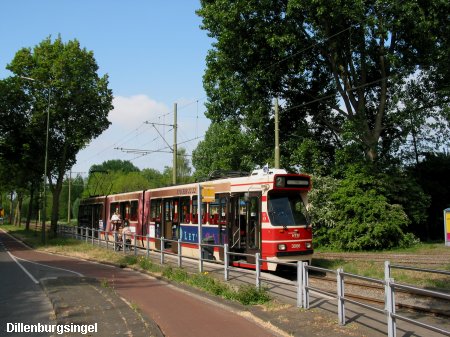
[306,242,312,249]
[278,244,287,251]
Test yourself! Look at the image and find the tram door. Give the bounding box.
[228,192,261,263]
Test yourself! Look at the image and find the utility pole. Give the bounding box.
[67,170,71,224]
[274,98,280,169]
[116,102,180,183]
[173,103,178,185]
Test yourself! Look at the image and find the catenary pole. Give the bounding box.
[274,98,280,168]
[173,103,177,185]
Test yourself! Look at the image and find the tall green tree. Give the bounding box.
[0,77,42,229]
[59,174,84,221]
[192,120,254,179]
[6,36,113,235]
[197,0,450,167]
[141,168,167,188]
[90,159,140,174]
[84,160,140,197]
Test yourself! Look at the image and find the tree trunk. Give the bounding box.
[50,177,64,238]
[26,184,35,231]
[9,192,13,224]
[14,192,23,226]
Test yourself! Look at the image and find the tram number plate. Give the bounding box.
[291,243,301,249]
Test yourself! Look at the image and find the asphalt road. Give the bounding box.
[0,238,58,337]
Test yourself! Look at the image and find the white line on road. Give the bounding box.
[6,250,39,284]
[1,228,84,280]
[14,255,84,277]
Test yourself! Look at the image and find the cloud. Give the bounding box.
[109,95,170,129]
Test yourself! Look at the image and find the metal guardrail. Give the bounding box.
[57,225,450,337]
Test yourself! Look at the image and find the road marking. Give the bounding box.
[6,250,39,284]
[14,255,84,277]
[1,229,84,278]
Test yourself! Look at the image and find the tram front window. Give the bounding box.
[268,193,308,226]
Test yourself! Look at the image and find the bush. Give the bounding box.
[310,169,417,250]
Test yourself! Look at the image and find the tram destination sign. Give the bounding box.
[274,175,311,190]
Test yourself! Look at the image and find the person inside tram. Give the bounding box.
[111,210,121,231]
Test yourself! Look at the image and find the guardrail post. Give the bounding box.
[337,267,345,325]
[85,228,88,243]
[224,244,229,281]
[199,242,203,273]
[302,262,309,309]
[134,235,137,256]
[91,228,94,245]
[146,235,150,258]
[385,260,391,280]
[255,252,261,289]
[297,261,303,308]
[160,237,165,265]
[123,233,126,255]
[386,277,396,337]
[385,260,396,337]
[178,239,182,268]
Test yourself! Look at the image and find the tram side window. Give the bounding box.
[248,197,259,249]
[192,196,198,224]
[192,196,207,224]
[219,197,227,225]
[180,197,190,223]
[239,196,247,233]
[123,202,130,220]
[130,200,138,221]
[151,199,162,222]
[110,203,119,217]
[209,197,219,224]
[164,199,173,222]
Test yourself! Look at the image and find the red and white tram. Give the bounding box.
[78,168,313,271]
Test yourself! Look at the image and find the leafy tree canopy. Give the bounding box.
[90,159,140,174]
[192,120,254,179]
[5,36,114,231]
[197,0,450,168]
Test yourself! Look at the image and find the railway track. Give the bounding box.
[307,273,450,318]
[271,272,449,318]
[313,251,450,266]
[275,252,450,320]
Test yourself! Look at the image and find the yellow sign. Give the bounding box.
[202,185,215,203]
[446,211,450,244]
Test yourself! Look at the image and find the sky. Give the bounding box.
[0,0,213,177]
